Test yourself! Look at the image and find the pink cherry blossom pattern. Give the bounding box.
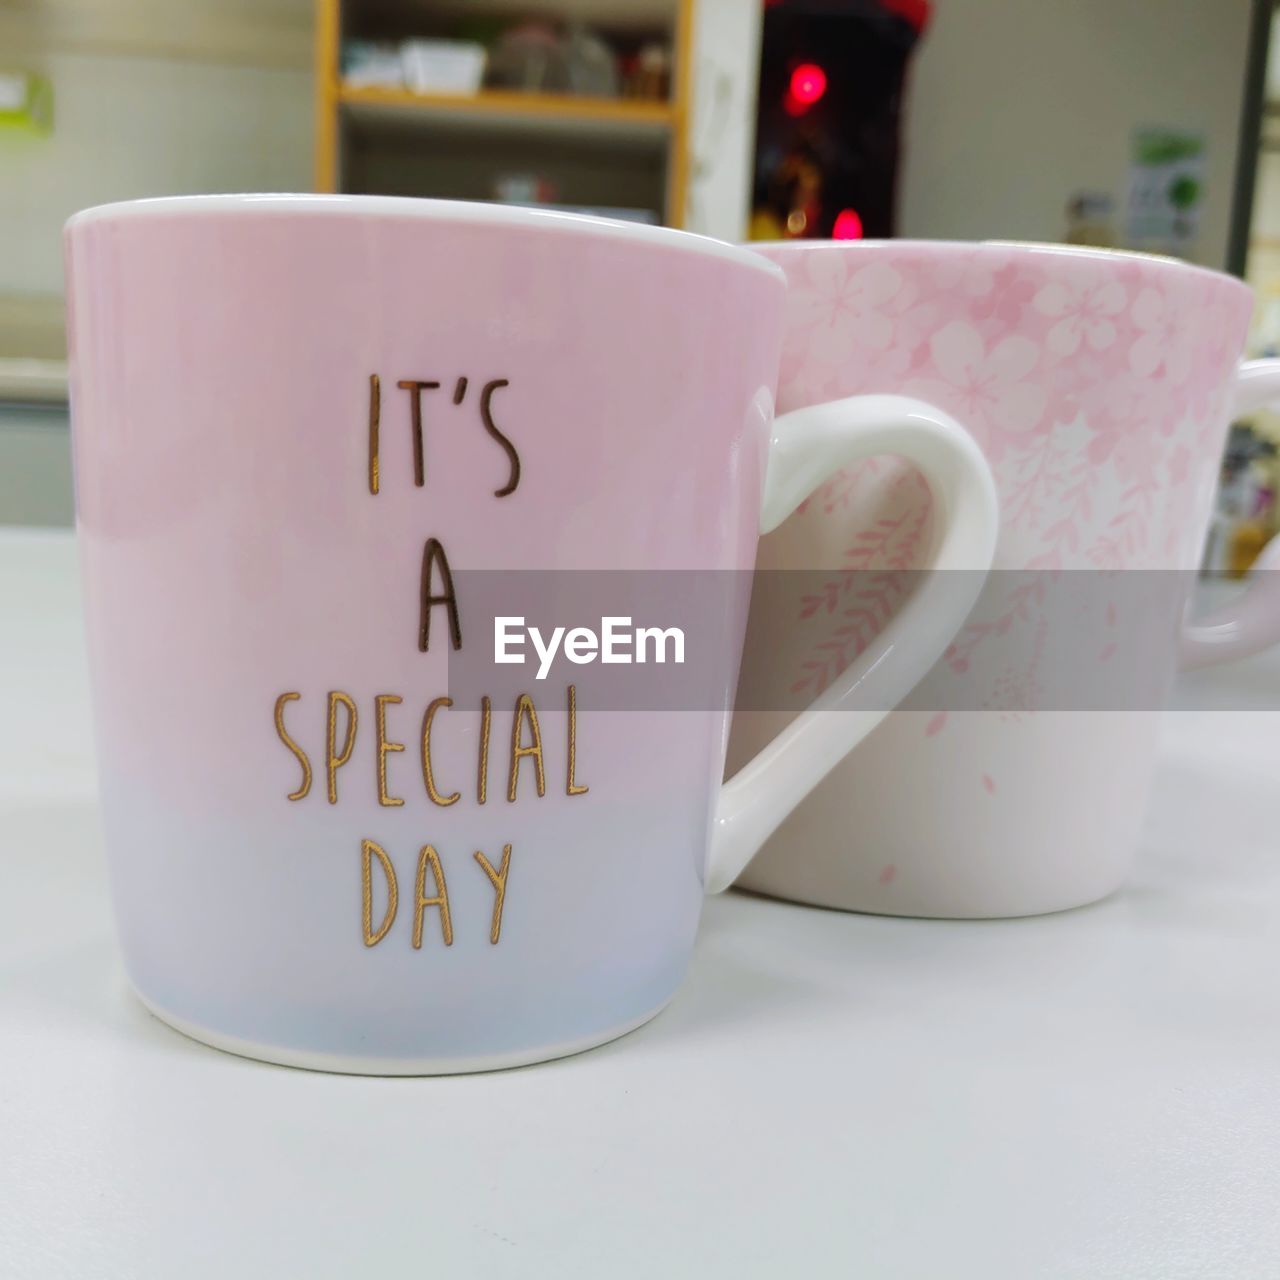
[780,251,906,407]
[1185,292,1246,421]
[912,321,1048,457]
[932,252,999,300]
[785,251,901,355]
[1033,278,1127,357]
[1129,286,1195,385]
[757,241,1254,705]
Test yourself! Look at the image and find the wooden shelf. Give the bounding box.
[384,0,678,20]
[337,83,676,140]
[314,0,694,225]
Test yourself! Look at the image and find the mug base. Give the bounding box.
[131,986,671,1076]
[734,878,1124,920]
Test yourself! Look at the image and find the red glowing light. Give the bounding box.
[833,208,864,240]
[789,63,827,107]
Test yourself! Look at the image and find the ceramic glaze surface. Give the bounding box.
[66,198,786,1069]
[68,195,1012,1069]
[733,242,1274,918]
[67,199,1001,1070]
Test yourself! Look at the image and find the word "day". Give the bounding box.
[360,839,512,949]
[494,616,686,680]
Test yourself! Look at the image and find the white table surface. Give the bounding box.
[3,527,1279,1279]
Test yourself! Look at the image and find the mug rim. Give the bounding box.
[748,237,1250,296]
[65,193,785,281]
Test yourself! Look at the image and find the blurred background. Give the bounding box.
[1,0,1278,574]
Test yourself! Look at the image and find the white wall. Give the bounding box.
[0,54,312,298]
[681,0,1254,259]
[685,0,762,241]
[0,0,313,300]
[0,0,314,530]
[899,0,1252,268]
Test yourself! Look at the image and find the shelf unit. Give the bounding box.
[313,0,693,226]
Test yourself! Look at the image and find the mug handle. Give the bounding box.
[706,394,999,893]
[1180,359,1280,671]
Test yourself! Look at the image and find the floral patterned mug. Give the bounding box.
[729,242,1280,918]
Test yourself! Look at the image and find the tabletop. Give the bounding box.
[2,527,1279,1279]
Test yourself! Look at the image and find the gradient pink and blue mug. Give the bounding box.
[65,196,997,1073]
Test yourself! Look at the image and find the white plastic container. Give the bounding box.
[400,40,486,95]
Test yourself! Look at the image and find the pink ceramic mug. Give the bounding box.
[731,241,1280,918]
[65,197,997,1072]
